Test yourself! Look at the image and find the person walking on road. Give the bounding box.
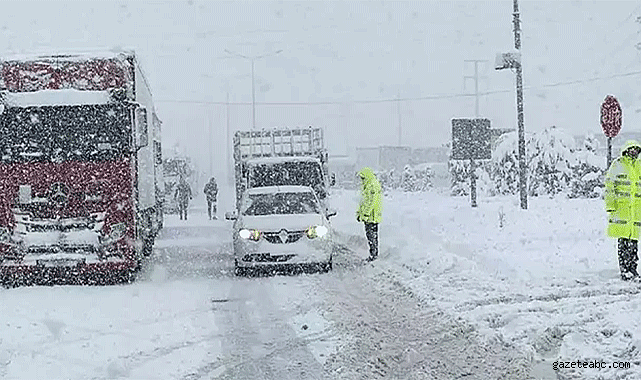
[174,177,192,221]
[204,176,219,220]
[356,167,383,262]
[605,140,641,281]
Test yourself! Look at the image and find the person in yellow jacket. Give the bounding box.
[356,167,383,261]
[605,140,641,281]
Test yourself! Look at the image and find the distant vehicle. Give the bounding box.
[162,155,195,214]
[0,49,164,286]
[225,185,336,276]
[232,127,335,212]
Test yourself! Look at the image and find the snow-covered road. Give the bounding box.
[0,198,523,380]
[5,188,641,380]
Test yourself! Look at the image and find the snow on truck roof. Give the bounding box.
[1,48,135,62]
[2,89,112,107]
[246,185,315,195]
[246,156,321,165]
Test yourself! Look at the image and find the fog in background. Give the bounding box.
[0,1,639,183]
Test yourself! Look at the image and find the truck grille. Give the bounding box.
[262,231,304,244]
[27,244,97,254]
[242,253,296,262]
[26,222,95,233]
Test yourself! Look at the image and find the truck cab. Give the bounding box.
[0,50,163,286]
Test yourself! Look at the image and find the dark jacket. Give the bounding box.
[204,180,218,201]
[174,181,192,202]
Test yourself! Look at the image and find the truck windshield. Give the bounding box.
[248,161,326,198]
[0,104,131,162]
[242,191,321,216]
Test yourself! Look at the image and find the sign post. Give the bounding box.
[600,95,622,170]
[452,118,491,207]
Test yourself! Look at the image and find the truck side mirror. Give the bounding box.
[135,107,149,148]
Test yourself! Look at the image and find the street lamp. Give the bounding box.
[495,0,527,210]
[224,49,283,129]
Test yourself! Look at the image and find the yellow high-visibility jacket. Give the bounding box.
[604,140,641,240]
[356,167,383,223]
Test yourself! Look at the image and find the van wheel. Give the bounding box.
[234,260,246,276]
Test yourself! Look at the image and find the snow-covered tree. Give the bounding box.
[413,164,434,191]
[401,165,415,191]
[450,127,603,199]
[449,159,493,196]
[488,131,523,195]
[582,132,601,153]
[568,135,605,198]
[528,126,576,196]
[449,159,470,196]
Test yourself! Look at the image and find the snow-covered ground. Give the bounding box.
[1,187,640,379]
[328,188,641,380]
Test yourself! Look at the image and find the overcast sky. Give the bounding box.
[0,1,639,179]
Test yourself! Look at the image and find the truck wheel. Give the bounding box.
[142,237,154,257]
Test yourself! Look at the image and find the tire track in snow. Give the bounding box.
[454,282,641,312]
[318,267,530,379]
[201,277,331,380]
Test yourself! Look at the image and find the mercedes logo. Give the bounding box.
[49,182,69,205]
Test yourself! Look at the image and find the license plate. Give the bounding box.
[36,259,82,267]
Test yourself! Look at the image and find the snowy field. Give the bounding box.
[1,187,641,379]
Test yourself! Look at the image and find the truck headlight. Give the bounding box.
[101,222,126,245]
[0,226,11,242]
[306,225,328,239]
[239,229,261,241]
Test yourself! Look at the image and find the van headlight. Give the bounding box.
[306,225,328,239]
[239,229,261,241]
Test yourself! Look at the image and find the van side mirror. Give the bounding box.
[135,107,149,148]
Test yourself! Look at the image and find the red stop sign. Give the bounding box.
[601,95,622,138]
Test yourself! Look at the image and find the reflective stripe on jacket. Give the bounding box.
[605,153,641,240]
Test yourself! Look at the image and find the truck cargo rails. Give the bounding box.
[232,127,335,210]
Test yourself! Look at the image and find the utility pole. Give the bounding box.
[226,91,232,186]
[464,59,487,208]
[250,59,255,130]
[224,49,283,130]
[464,60,487,118]
[207,107,213,178]
[397,91,402,146]
[513,0,527,210]
[495,0,527,210]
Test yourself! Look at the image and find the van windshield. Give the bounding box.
[241,191,321,216]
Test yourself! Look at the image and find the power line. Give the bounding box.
[155,69,641,106]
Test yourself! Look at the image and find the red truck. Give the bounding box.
[0,50,164,286]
